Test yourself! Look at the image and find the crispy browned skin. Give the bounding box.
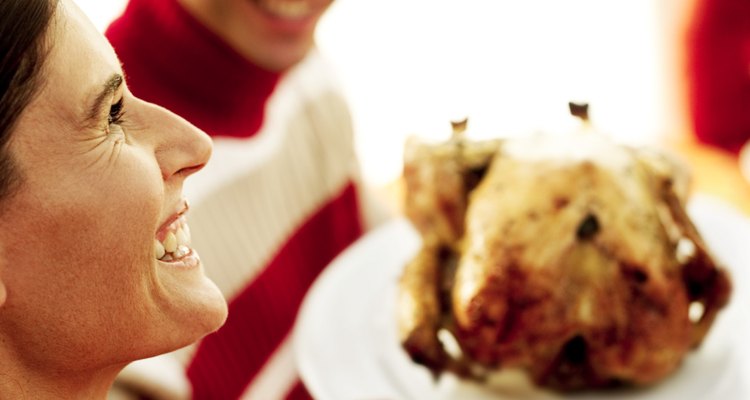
[398,132,731,391]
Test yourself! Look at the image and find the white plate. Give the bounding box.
[294,195,750,400]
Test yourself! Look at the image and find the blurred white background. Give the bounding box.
[77,0,674,187]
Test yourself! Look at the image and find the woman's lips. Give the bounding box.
[155,201,195,264]
[154,216,192,262]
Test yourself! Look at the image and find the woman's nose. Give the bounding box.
[147,103,213,181]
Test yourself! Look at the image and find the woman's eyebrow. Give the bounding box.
[84,73,123,125]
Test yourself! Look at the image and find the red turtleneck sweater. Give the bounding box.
[107,1,364,399]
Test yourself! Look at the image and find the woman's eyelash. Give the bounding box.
[108,98,125,125]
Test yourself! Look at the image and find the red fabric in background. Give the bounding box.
[285,382,313,400]
[685,0,750,154]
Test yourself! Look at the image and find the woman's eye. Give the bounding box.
[105,97,127,140]
[108,98,125,126]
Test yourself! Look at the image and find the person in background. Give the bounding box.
[106,0,388,398]
[0,0,227,398]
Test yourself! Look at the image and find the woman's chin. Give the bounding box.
[176,275,228,337]
[152,258,228,346]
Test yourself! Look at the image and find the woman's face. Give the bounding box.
[0,0,227,371]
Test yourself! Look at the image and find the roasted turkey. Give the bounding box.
[397,115,731,391]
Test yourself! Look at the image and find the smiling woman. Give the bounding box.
[0,1,227,398]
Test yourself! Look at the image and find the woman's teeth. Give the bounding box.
[257,0,313,19]
[155,219,192,261]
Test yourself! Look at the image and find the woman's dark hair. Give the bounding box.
[0,0,57,202]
